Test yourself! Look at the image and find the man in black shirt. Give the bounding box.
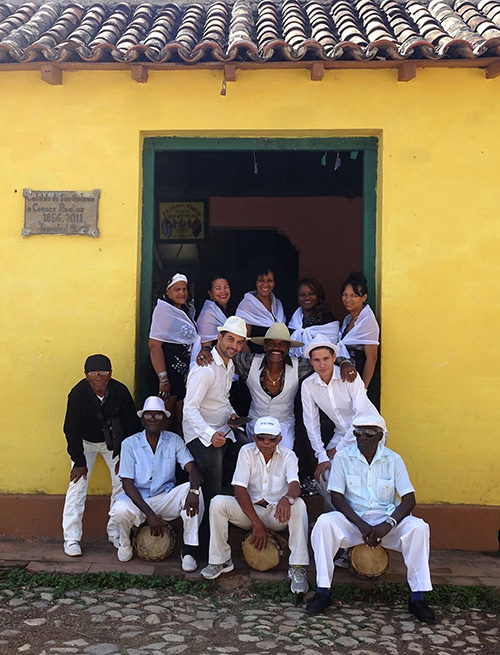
[62,354,140,557]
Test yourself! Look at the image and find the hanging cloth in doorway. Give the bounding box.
[288,308,340,358]
[236,291,286,328]
[337,304,379,359]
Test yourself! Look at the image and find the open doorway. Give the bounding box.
[139,137,378,402]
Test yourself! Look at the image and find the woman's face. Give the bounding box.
[255,271,275,298]
[166,281,188,308]
[298,283,318,315]
[209,278,231,308]
[342,283,367,315]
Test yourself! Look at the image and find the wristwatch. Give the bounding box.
[385,515,397,528]
[284,495,295,505]
[189,488,200,496]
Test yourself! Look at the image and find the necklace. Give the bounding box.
[265,368,283,385]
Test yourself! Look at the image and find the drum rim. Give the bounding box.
[133,520,176,561]
[349,543,390,579]
[241,529,283,572]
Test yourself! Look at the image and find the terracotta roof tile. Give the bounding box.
[1,0,500,63]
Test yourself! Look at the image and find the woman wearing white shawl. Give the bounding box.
[236,259,286,354]
[148,272,198,432]
[191,275,232,364]
[338,272,380,404]
[288,277,340,358]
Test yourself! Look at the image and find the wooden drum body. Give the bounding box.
[349,544,389,578]
[133,520,176,561]
[241,530,288,571]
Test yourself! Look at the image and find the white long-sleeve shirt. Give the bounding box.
[182,348,235,447]
[301,366,381,463]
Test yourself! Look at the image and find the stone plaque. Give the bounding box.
[22,189,100,237]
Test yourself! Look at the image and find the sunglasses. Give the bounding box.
[86,370,111,378]
[353,428,383,438]
[142,412,166,420]
[255,434,279,441]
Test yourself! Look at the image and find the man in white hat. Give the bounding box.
[306,413,434,624]
[196,323,357,452]
[183,316,249,557]
[301,334,384,512]
[110,396,203,570]
[201,416,310,595]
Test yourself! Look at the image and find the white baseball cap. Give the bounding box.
[254,416,281,436]
[137,395,171,418]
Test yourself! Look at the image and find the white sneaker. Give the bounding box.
[200,559,234,579]
[117,545,133,562]
[181,554,198,572]
[63,541,82,557]
[288,566,309,594]
[335,549,350,569]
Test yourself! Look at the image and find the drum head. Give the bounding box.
[349,544,389,578]
[242,530,282,571]
[133,520,176,561]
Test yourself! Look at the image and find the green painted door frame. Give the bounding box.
[139,136,378,398]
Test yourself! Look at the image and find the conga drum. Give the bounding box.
[133,520,176,561]
[349,544,389,578]
[241,530,287,571]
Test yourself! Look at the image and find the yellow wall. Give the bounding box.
[0,67,499,505]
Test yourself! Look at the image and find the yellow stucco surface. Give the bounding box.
[0,67,499,505]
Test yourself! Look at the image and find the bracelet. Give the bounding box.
[385,515,397,528]
[159,378,169,385]
[158,371,169,380]
[201,346,211,351]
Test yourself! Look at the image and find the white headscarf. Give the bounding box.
[337,304,379,359]
[288,308,340,358]
[149,299,198,346]
[236,291,286,328]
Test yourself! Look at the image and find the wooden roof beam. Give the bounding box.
[40,64,62,85]
[224,63,237,82]
[310,61,324,81]
[131,65,148,83]
[398,61,416,82]
[486,61,500,79]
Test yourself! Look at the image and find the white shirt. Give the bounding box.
[119,430,193,498]
[182,347,235,447]
[301,367,380,463]
[328,442,415,522]
[232,443,299,504]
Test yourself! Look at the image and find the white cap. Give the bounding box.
[303,333,339,359]
[353,410,386,433]
[137,395,171,418]
[217,315,248,340]
[254,416,281,436]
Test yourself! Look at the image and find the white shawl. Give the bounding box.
[337,304,379,359]
[149,299,198,346]
[189,299,227,365]
[288,308,340,358]
[236,291,286,328]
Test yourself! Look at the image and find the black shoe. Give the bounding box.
[408,599,435,623]
[306,592,331,614]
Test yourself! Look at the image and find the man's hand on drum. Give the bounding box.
[211,431,227,448]
[146,512,165,537]
[274,496,292,524]
[184,490,200,517]
[249,520,269,551]
[363,522,391,548]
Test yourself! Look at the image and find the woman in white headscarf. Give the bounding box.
[148,271,198,432]
[338,271,380,405]
[236,258,286,354]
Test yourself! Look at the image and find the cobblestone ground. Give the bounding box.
[0,586,498,655]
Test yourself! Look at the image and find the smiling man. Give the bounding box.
[110,396,203,570]
[306,411,434,623]
[200,416,310,595]
[62,354,141,557]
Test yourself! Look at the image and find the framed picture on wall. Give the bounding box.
[157,200,208,243]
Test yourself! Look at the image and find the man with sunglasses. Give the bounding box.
[62,354,141,557]
[200,416,310,595]
[307,412,434,623]
[110,396,203,569]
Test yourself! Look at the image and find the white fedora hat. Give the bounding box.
[137,395,171,418]
[250,323,304,348]
[303,333,340,359]
[217,315,248,340]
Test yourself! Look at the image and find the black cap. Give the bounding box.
[84,354,112,372]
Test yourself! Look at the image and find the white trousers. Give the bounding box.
[62,440,122,543]
[109,482,204,548]
[315,467,335,512]
[208,495,310,566]
[311,511,432,591]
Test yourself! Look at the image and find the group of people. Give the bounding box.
[61,262,435,624]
